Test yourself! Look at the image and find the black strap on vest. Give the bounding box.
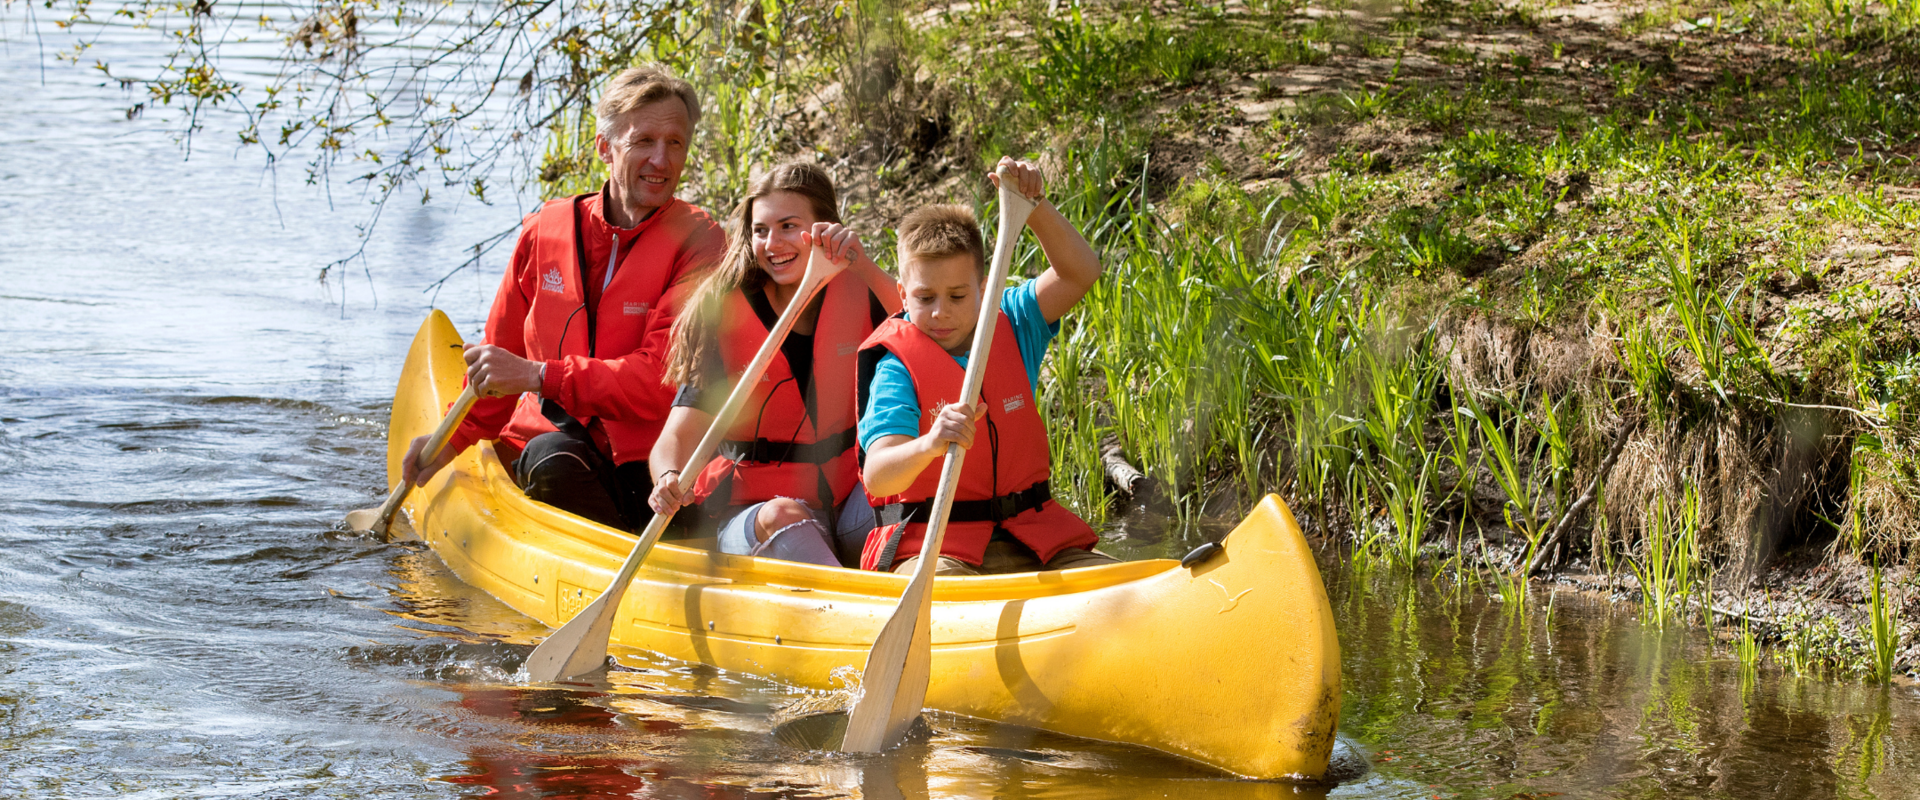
[569,194,599,358]
[869,481,1052,572]
[541,398,592,439]
[875,480,1054,529]
[716,427,857,466]
[871,506,919,574]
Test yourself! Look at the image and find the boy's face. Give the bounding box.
[898,253,984,354]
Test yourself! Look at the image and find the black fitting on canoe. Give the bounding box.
[1180,541,1223,569]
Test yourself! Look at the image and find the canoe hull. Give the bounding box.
[388,311,1340,781]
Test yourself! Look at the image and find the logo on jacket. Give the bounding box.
[837,342,859,357]
[623,301,649,316]
[1002,394,1026,413]
[540,268,566,295]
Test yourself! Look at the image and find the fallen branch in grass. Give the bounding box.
[1102,444,1147,497]
[1524,414,1641,577]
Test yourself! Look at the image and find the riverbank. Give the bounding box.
[533,0,1920,682]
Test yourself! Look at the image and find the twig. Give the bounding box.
[1523,414,1640,577]
[1709,604,1779,635]
[1722,389,1886,429]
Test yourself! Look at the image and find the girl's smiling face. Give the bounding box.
[750,191,817,285]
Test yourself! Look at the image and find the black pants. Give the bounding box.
[512,429,653,531]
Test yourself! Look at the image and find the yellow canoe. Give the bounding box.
[387,311,1342,781]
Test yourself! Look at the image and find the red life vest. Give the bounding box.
[856,313,1096,569]
[490,194,720,465]
[689,272,872,511]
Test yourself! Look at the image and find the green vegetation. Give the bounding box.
[1735,616,1761,674]
[810,0,1920,607]
[1631,486,1704,627]
[1869,566,1901,681]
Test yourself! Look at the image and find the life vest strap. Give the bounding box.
[716,427,856,466]
[876,480,1054,527]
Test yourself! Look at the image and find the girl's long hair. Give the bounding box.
[663,161,841,389]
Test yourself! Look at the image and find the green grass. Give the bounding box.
[1629,485,1704,627]
[1735,616,1761,674]
[1868,566,1900,682]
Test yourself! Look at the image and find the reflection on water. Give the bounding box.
[386,550,1344,799]
[1332,568,1919,799]
[382,534,1920,800]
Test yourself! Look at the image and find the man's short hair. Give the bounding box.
[896,205,985,279]
[596,65,701,132]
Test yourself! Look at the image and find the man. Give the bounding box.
[401,65,726,530]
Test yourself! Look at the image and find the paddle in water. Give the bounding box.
[345,385,479,537]
[521,243,848,683]
[839,165,1038,752]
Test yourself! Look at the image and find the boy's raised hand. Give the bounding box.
[993,155,1103,324]
[926,401,984,451]
[987,156,1044,202]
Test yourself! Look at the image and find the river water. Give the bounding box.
[6,14,1920,800]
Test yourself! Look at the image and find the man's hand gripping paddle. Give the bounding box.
[346,385,480,537]
[521,244,848,683]
[839,165,1038,752]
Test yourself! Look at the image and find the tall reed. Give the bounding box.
[1631,484,1703,627]
[1735,616,1761,674]
[1868,567,1900,683]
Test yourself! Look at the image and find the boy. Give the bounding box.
[856,157,1116,575]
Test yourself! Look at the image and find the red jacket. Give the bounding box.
[857,314,1097,569]
[690,273,873,511]
[447,190,725,465]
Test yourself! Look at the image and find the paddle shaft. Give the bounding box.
[841,168,1037,752]
[360,385,479,535]
[521,246,846,683]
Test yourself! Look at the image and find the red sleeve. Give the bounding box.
[445,221,540,454]
[544,216,725,423]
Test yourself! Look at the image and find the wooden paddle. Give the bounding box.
[521,243,848,683]
[840,166,1038,752]
[346,385,480,536]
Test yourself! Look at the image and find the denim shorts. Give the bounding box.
[715,485,877,564]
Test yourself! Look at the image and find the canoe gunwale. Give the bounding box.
[447,439,1185,603]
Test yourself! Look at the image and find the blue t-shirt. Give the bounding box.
[858,282,1059,451]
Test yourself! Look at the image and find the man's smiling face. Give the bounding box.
[595,97,691,226]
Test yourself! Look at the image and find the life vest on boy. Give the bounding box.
[855,313,1097,570]
[688,272,871,512]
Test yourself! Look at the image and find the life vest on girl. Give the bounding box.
[856,313,1097,570]
[688,272,872,512]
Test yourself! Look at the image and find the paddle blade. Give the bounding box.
[841,571,936,752]
[345,480,407,535]
[522,591,617,682]
[343,507,383,535]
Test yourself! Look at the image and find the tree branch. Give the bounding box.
[1523,414,1641,577]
